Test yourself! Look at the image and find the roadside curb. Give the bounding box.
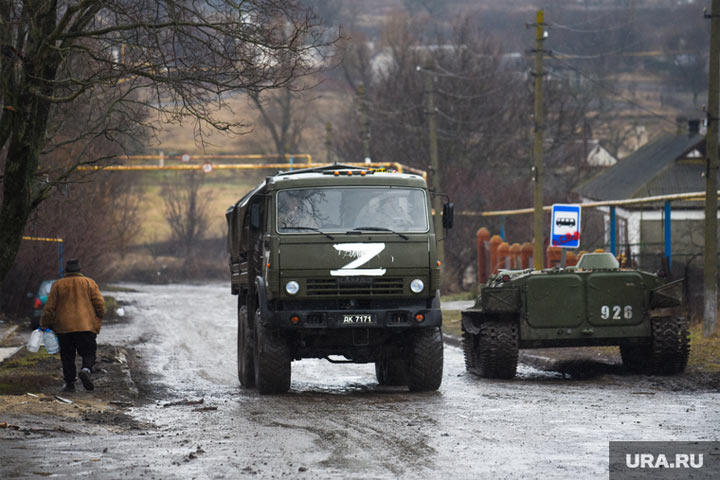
[115,347,139,397]
[0,325,20,346]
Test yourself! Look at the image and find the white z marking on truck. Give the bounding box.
[330,243,386,276]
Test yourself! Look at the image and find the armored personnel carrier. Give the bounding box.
[226,164,452,393]
[462,253,689,379]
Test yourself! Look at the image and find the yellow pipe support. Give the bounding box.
[22,236,63,243]
[460,191,720,217]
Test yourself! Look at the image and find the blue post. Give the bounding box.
[499,215,506,241]
[58,240,63,278]
[610,206,617,255]
[664,201,672,271]
[289,155,294,172]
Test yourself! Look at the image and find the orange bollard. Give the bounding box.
[497,242,511,272]
[546,245,562,268]
[476,227,491,284]
[566,250,578,267]
[489,235,502,275]
[520,242,533,269]
[510,243,521,269]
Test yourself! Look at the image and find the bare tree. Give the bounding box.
[162,172,213,261]
[248,85,308,156]
[107,174,143,259]
[0,0,334,291]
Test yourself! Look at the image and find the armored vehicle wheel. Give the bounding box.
[470,319,518,379]
[254,309,291,394]
[621,317,689,375]
[461,316,476,372]
[619,345,645,373]
[648,316,690,375]
[407,327,443,392]
[375,356,408,386]
[237,305,255,387]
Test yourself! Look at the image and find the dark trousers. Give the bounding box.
[57,332,97,384]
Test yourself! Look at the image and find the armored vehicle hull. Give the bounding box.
[462,253,689,379]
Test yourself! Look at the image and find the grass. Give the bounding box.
[687,322,720,373]
[0,349,58,394]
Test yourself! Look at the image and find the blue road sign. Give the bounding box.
[551,204,581,248]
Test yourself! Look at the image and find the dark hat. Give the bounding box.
[65,259,81,273]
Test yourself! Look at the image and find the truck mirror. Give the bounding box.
[250,203,261,230]
[442,202,454,229]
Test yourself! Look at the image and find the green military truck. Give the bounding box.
[462,253,689,379]
[226,164,451,394]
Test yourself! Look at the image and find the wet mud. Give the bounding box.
[1,283,718,479]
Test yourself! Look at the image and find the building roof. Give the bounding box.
[574,131,704,201]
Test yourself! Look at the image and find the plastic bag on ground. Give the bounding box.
[43,329,60,354]
[27,328,43,352]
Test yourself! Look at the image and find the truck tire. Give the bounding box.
[375,357,408,386]
[407,327,443,392]
[237,305,255,387]
[470,319,518,379]
[253,309,291,394]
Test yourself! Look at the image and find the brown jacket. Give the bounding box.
[40,273,105,334]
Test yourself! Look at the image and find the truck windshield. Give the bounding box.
[277,187,429,234]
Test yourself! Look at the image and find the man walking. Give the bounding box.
[40,259,105,392]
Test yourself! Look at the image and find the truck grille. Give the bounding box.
[306,278,404,296]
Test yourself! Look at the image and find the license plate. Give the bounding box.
[341,314,375,325]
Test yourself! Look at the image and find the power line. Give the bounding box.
[549,56,678,128]
[548,20,636,34]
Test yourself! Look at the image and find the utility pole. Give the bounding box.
[704,1,719,337]
[325,122,333,164]
[531,10,547,270]
[424,62,444,264]
[358,84,371,162]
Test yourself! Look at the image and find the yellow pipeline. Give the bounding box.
[459,190,720,217]
[22,236,63,243]
[78,161,427,180]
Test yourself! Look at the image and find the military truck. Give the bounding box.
[462,253,689,379]
[226,164,451,394]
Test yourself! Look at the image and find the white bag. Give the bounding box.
[43,329,60,354]
[27,328,43,352]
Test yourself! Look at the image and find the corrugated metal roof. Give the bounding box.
[574,132,704,201]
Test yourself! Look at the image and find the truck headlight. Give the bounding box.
[410,279,424,293]
[285,281,300,295]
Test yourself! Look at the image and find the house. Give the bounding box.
[574,119,718,271]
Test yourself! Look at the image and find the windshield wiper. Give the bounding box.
[349,226,408,240]
[282,226,334,240]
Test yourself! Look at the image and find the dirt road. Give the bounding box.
[1,283,718,479]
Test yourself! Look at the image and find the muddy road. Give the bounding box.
[1,283,718,479]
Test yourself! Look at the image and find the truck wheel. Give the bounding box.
[472,319,518,379]
[407,328,443,392]
[237,305,255,387]
[253,309,291,394]
[647,316,690,375]
[375,357,407,386]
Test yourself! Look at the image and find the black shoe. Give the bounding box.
[61,383,75,393]
[79,369,94,391]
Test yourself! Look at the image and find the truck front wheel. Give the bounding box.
[237,305,255,387]
[407,327,443,392]
[253,309,291,394]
